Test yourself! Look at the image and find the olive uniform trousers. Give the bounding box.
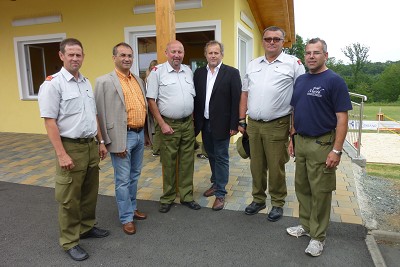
[247,116,290,207]
[294,131,336,241]
[55,138,100,250]
[159,116,195,204]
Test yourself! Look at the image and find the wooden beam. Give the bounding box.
[281,0,292,47]
[155,0,176,63]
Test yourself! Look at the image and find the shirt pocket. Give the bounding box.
[85,89,97,114]
[159,79,176,98]
[246,68,262,88]
[274,66,292,77]
[184,76,196,97]
[61,91,82,115]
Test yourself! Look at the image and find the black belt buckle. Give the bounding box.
[315,140,332,146]
[61,137,93,143]
[162,116,190,123]
[127,127,143,132]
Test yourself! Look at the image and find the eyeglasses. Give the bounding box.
[304,51,324,56]
[263,37,283,43]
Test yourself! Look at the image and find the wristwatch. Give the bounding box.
[100,140,105,144]
[332,149,342,156]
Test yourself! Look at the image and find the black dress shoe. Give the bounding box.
[267,206,283,222]
[181,201,201,210]
[66,245,89,261]
[80,226,110,239]
[245,201,266,215]
[159,203,172,213]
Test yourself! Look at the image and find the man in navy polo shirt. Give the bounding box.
[286,38,352,257]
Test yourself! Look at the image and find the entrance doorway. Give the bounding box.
[125,20,221,78]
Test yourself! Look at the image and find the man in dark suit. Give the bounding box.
[94,42,151,235]
[193,40,242,210]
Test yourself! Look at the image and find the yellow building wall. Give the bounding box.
[235,0,264,58]
[0,0,259,134]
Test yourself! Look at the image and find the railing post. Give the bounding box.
[347,92,367,158]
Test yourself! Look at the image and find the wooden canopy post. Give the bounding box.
[155,0,176,63]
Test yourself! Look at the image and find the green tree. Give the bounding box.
[373,62,400,102]
[341,43,370,84]
[283,34,305,64]
[326,57,346,74]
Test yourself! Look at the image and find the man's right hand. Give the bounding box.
[161,123,174,135]
[58,153,75,170]
[115,150,127,158]
[238,125,246,134]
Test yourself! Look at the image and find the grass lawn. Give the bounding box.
[366,163,400,180]
[361,104,400,121]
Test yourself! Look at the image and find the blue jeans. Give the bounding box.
[110,130,144,224]
[201,119,229,197]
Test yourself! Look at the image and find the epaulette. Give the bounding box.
[45,75,53,81]
[297,59,303,65]
[152,66,158,71]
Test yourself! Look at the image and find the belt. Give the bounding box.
[297,130,335,146]
[61,137,94,143]
[162,115,191,123]
[250,114,290,123]
[127,126,143,132]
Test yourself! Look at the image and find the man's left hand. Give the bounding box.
[326,151,340,168]
[99,144,108,160]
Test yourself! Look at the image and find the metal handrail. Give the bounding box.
[347,92,367,157]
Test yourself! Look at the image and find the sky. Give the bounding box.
[294,0,400,63]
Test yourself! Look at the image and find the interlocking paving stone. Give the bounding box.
[0,132,362,224]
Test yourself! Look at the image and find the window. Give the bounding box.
[14,33,65,100]
[237,24,253,79]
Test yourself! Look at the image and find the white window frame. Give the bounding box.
[237,23,253,77]
[124,20,221,76]
[14,33,66,100]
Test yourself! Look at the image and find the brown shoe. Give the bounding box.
[134,210,147,220]
[212,197,225,211]
[122,222,136,235]
[203,187,215,197]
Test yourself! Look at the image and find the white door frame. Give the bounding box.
[124,20,221,75]
[237,23,254,76]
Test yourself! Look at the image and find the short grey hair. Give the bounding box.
[263,26,286,39]
[307,38,327,53]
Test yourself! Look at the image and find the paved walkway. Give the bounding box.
[0,132,362,224]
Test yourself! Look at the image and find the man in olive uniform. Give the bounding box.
[38,38,109,261]
[146,40,201,213]
[239,26,305,221]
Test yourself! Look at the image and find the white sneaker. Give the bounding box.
[305,239,325,257]
[286,225,310,238]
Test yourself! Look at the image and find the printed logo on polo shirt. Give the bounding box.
[307,87,325,98]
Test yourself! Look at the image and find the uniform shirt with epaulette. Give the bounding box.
[242,52,305,121]
[38,67,97,139]
[146,61,195,119]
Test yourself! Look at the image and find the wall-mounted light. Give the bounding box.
[12,14,62,27]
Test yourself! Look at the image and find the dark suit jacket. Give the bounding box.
[193,63,242,140]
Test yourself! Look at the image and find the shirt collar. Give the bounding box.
[166,61,184,73]
[115,68,132,79]
[60,67,85,82]
[206,62,222,72]
[260,51,284,64]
